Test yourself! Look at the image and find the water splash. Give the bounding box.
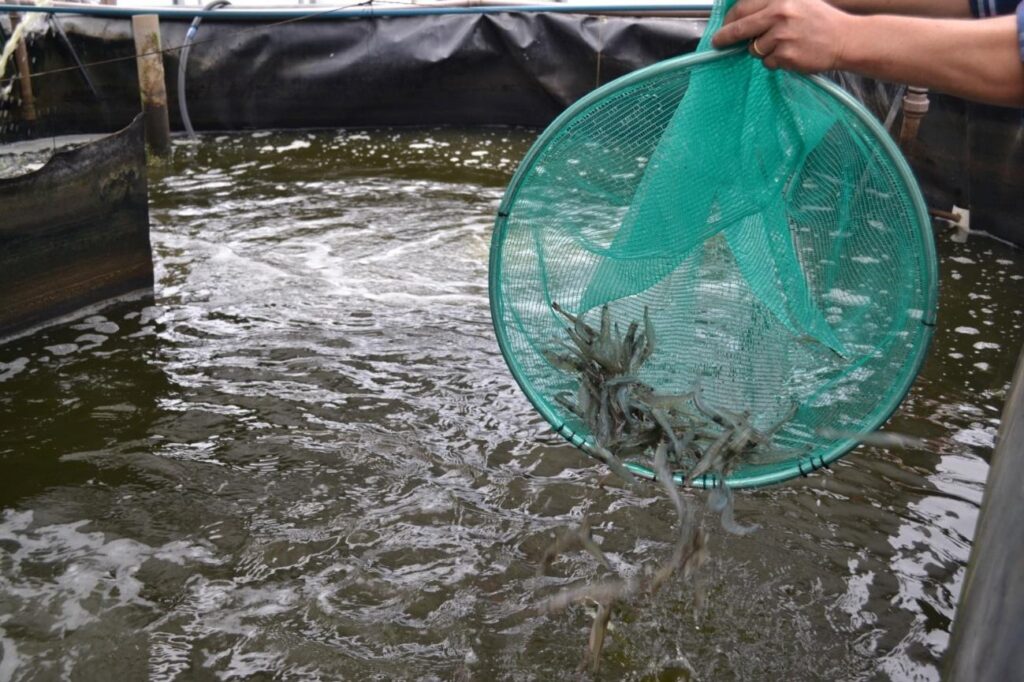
[0,130,1019,679]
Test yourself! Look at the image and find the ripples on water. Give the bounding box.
[0,129,1021,680]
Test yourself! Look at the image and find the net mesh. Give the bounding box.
[489,1,937,488]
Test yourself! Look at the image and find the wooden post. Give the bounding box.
[131,14,170,157]
[6,3,37,124]
[898,86,930,150]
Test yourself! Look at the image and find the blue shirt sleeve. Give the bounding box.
[969,0,1019,17]
[1018,1,1024,62]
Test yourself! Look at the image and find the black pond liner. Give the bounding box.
[0,114,152,340]
[0,8,1020,243]
[0,11,705,134]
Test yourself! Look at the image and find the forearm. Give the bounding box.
[828,0,972,18]
[838,14,1024,106]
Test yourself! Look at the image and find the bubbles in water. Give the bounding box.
[1,130,1021,679]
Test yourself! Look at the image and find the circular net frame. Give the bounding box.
[489,48,938,488]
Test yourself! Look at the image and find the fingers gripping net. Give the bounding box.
[489,1,937,488]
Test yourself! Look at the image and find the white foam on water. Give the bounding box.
[0,357,29,382]
[71,317,120,335]
[43,343,78,356]
[952,426,997,449]
[833,558,876,629]
[259,140,312,154]
[954,327,979,335]
[973,342,1000,350]
[74,334,107,348]
[949,256,975,265]
[0,510,222,678]
[354,223,486,265]
[824,289,871,306]
[0,627,23,682]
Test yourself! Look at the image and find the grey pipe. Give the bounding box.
[177,0,230,139]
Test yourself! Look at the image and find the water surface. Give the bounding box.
[0,129,1021,680]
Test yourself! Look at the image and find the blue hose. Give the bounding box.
[177,0,231,139]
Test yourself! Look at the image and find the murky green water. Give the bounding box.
[1,129,1021,680]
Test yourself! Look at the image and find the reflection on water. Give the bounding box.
[0,129,1021,680]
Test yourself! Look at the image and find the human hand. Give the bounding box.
[711,0,857,73]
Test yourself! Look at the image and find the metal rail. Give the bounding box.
[3,2,713,19]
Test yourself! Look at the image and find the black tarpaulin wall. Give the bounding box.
[900,94,1024,246]
[0,10,1020,245]
[0,12,703,135]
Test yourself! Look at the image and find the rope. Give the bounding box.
[0,0,380,90]
[0,1,711,90]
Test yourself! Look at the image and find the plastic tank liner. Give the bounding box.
[0,115,153,340]
[0,11,1020,245]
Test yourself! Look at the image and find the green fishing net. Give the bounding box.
[489,0,938,488]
